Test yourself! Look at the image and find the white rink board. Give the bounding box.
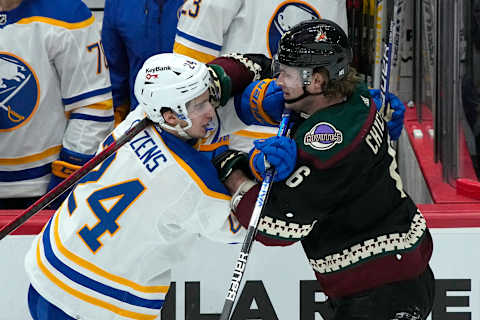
[82,0,104,8]
[0,228,478,319]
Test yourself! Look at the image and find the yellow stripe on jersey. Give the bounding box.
[232,130,275,139]
[82,99,114,111]
[36,239,158,320]
[195,139,229,152]
[0,145,61,165]
[17,15,95,30]
[173,42,216,63]
[168,149,230,200]
[65,99,114,120]
[153,129,230,200]
[52,213,169,294]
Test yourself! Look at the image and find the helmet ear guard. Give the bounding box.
[134,53,210,134]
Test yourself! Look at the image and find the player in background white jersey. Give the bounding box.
[174,0,347,152]
[0,0,114,209]
[24,53,257,320]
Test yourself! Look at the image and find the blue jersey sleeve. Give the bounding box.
[102,0,130,110]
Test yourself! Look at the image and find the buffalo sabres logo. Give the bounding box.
[304,122,343,151]
[266,2,320,57]
[0,53,39,131]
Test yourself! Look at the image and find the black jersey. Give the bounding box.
[235,83,433,298]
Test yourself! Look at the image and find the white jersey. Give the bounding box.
[0,0,113,197]
[174,0,347,152]
[25,107,245,320]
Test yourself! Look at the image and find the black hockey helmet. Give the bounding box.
[275,19,353,81]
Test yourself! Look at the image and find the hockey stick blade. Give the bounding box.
[0,117,152,241]
[219,109,291,320]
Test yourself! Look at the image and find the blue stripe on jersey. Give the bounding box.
[62,87,112,106]
[157,128,230,196]
[176,29,222,51]
[211,124,222,144]
[60,148,93,166]
[4,0,92,26]
[0,163,51,182]
[69,113,115,123]
[41,220,164,310]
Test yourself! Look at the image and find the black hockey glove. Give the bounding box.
[212,149,251,182]
[242,53,273,79]
[222,53,273,80]
[206,53,273,109]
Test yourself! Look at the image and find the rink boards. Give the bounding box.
[0,208,479,320]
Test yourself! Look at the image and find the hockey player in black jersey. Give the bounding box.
[219,19,435,320]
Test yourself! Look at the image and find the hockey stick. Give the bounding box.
[219,109,291,320]
[0,117,152,241]
[373,0,387,89]
[379,0,404,120]
[390,0,406,95]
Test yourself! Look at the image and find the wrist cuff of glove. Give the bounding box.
[249,149,264,182]
[52,148,93,178]
[59,148,93,165]
[52,160,81,179]
[231,179,257,212]
[207,64,232,107]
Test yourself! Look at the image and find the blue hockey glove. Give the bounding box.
[369,89,405,140]
[47,148,93,209]
[234,79,284,126]
[249,136,297,182]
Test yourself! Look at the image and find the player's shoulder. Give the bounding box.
[20,0,92,26]
[295,83,374,163]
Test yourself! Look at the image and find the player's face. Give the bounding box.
[185,89,215,138]
[276,64,306,109]
[276,64,323,113]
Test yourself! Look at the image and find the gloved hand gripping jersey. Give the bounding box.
[212,149,251,182]
[249,136,297,182]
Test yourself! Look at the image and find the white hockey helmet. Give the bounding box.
[134,53,211,133]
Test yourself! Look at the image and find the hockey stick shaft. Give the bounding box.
[379,0,403,120]
[379,10,394,118]
[0,117,151,241]
[219,109,291,320]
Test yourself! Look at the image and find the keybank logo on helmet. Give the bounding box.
[304,122,343,150]
[146,66,171,73]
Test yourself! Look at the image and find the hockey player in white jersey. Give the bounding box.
[174,0,348,152]
[24,53,252,320]
[0,0,114,209]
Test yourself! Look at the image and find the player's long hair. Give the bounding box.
[314,67,360,99]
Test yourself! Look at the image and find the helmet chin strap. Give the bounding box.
[284,86,324,104]
[173,123,193,139]
[159,122,193,139]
